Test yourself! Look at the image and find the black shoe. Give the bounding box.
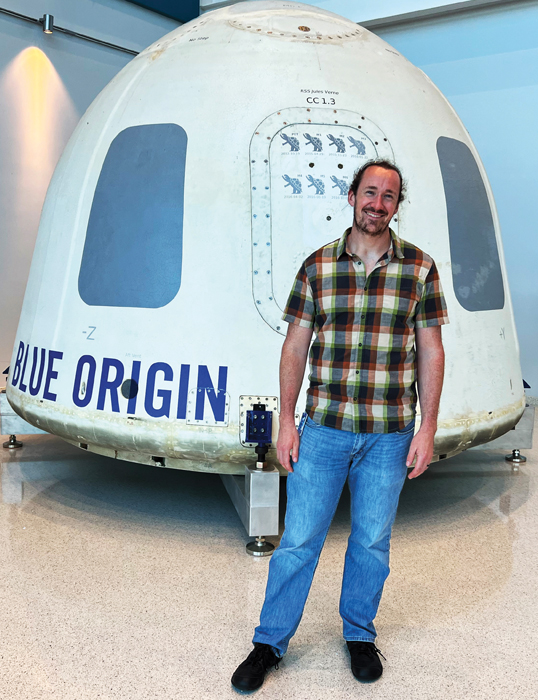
[346,641,386,682]
[231,643,280,692]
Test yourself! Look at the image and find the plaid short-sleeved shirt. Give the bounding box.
[282,227,449,433]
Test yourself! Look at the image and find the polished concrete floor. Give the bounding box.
[1,417,537,700]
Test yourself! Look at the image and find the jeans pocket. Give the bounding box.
[396,418,416,435]
[305,415,322,429]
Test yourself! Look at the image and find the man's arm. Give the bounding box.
[276,323,314,472]
[406,325,445,479]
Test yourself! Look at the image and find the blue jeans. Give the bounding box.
[253,415,415,656]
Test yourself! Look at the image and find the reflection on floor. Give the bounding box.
[1,416,537,700]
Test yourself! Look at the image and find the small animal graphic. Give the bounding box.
[306,174,325,195]
[282,174,302,194]
[330,175,348,195]
[280,133,300,151]
[303,133,323,152]
[347,136,366,155]
[327,134,346,153]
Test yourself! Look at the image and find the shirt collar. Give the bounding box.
[336,227,404,261]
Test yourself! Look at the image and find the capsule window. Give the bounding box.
[437,136,504,311]
[78,123,187,308]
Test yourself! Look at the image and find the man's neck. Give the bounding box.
[346,224,392,262]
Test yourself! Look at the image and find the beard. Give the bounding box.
[354,207,390,237]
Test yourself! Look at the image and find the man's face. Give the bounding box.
[348,166,401,237]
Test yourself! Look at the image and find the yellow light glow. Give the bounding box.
[0,47,78,230]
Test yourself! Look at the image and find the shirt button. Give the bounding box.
[356,370,359,374]
[353,397,358,402]
[361,314,365,319]
[358,343,362,347]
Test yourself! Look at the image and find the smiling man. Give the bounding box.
[231,160,449,692]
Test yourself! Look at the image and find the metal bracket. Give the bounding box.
[239,395,279,446]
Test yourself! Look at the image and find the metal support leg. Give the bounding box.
[505,449,526,464]
[3,434,22,449]
[221,464,280,556]
[246,535,275,557]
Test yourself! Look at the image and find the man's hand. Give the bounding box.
[276,419,300,473]
[406,425,436,479]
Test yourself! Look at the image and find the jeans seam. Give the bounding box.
[345,637,376,642]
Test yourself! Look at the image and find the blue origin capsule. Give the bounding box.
[6,1,524,472]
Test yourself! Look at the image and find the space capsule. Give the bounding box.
[6,0,524,474]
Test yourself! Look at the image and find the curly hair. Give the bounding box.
[348,159,406,203]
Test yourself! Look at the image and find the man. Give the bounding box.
[232,160,448,692]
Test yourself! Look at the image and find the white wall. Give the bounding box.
[0,0,179,376]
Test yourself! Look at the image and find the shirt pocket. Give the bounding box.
[393,284,422,329]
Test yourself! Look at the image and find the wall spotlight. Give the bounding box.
[40,14,54,34]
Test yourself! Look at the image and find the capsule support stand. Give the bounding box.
[220,462,280,556]
[505,449,526,464]
[3,435,22,449]
[246,535,275,557]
